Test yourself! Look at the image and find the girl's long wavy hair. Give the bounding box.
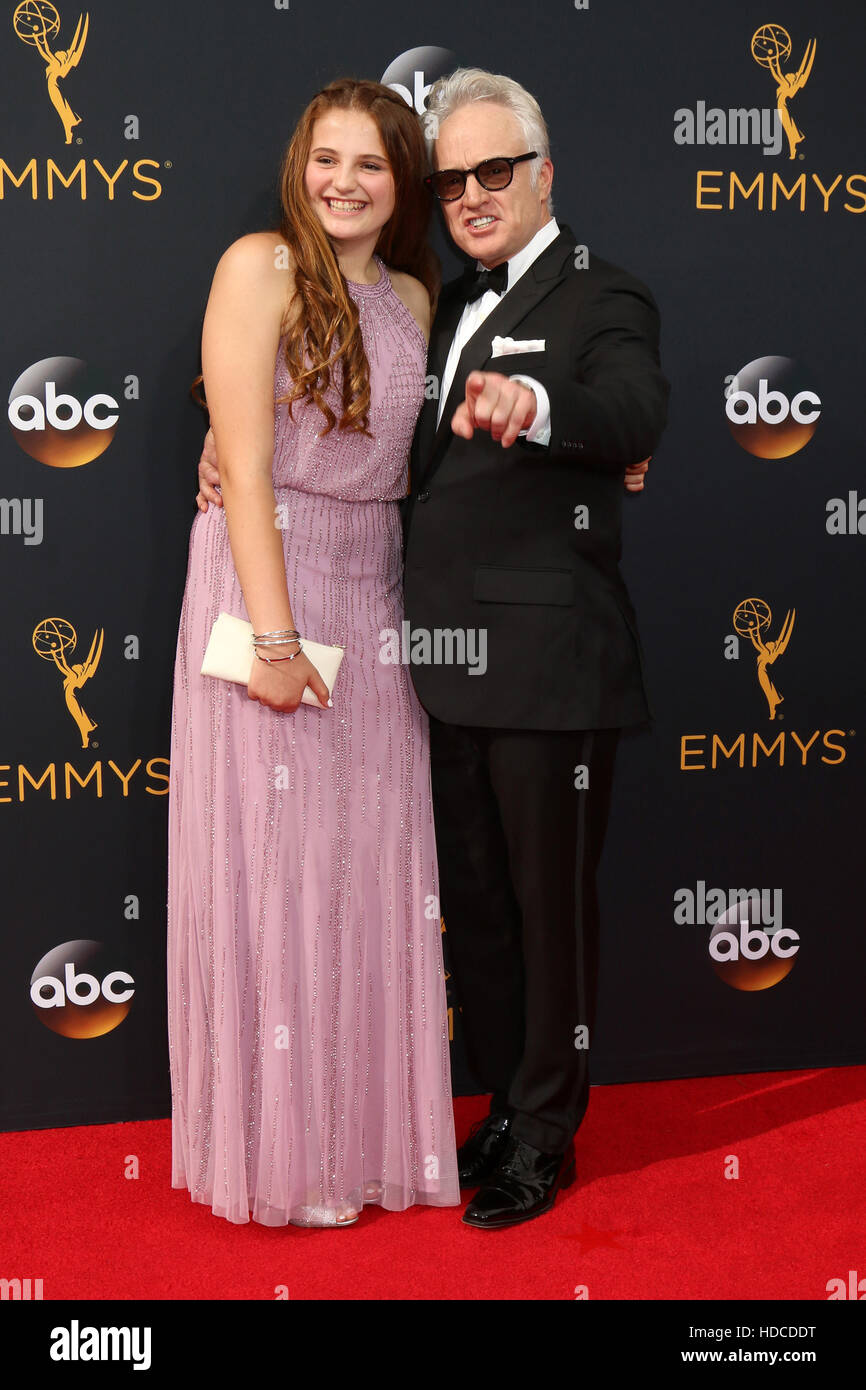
[192,78,438,436]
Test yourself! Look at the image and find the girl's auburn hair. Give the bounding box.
[192,77,439,436]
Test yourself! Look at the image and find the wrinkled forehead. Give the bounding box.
[432,102,524,169]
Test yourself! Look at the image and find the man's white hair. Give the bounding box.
[425,68,554,215]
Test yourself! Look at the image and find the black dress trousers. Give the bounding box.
[428,715,620,1154]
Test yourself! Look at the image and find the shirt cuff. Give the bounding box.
[509,374,551,446]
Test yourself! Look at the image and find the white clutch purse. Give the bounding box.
[201,611,345,706]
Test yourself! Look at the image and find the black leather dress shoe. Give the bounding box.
[461,1136,576,1229]
[456,1112,513,1187]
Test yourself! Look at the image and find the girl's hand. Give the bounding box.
[196,427,223,512]
[247,650,331,712]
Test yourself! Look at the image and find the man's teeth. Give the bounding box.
[327,199,366,211]
[470,216,495,227]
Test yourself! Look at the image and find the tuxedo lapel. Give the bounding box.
[415,223,577,491]
[412,285,466,483]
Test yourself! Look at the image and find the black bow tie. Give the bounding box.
[461,260,509,303]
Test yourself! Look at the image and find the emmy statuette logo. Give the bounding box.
[33,617,103,749]
[678,595,849,772]
[685,22,865,213]
[5,4,167,202]
[751,23,816,162]
[12,1,88,144]
[732,598,795,721]
[0,610,171,804]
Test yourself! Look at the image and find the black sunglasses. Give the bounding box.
[424,152,539,202]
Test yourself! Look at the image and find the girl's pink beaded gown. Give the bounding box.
[167,255,459,1225]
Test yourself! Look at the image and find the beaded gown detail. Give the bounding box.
[167,255,459,1225]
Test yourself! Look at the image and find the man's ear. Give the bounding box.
[539,158,554,205]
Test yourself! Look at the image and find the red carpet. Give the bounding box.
[2,1066,863,1301]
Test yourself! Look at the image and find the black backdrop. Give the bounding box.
[1,0,863,1131]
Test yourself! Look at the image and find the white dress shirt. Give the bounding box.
[435,217,559,446]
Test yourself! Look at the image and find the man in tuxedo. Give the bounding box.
[196,67,669,1231]
[400,69,669,1229]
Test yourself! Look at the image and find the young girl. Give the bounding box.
[167,78,460,1227]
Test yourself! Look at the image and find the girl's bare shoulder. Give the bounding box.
[387,269,431,343]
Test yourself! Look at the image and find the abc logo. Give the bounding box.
[8,356,119,468]
[725,355,820,458]
[709,904,799,991]
[380,47,458,114]
[30,940,134,1038]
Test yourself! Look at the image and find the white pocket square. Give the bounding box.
[490,335,546,357]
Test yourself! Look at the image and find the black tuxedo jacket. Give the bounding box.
[400,222,670,731]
